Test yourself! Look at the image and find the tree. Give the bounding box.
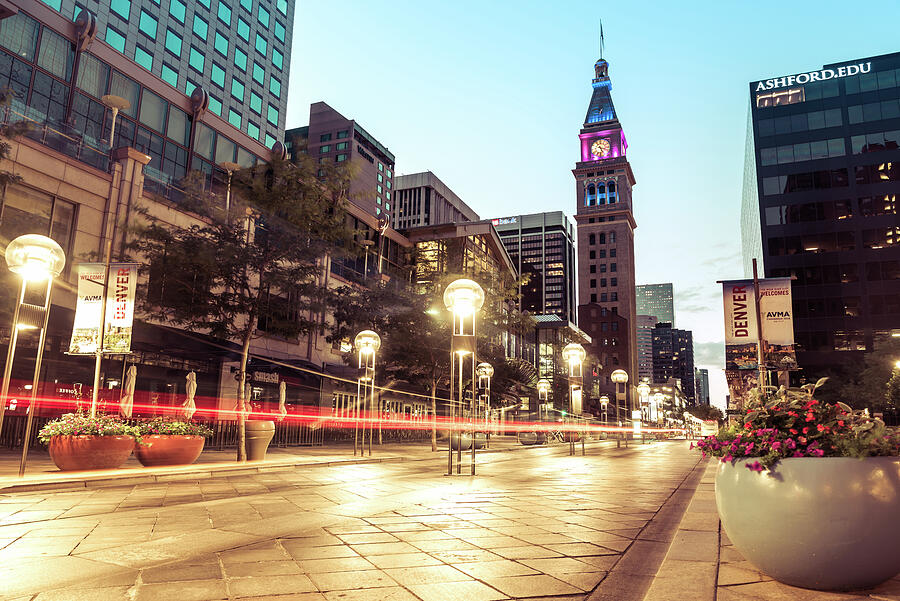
[131,156,353,460]
[809,339,900,417]
[686,405,724,423]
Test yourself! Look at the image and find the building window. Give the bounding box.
[254,33,267,56]
[231,77,244,100]
[161,63,178,87]
[599,264,606,273]
[589,233,595,245]
[207,94,222,115]
[247,120,260,140]
[192,14,208,40]
[134,45,153,70]
[589,250,595,259]
[110,0,130,19]
[228,108,241,128]
[239,0,251,11]
[276,0,287,15]
[377,173,383,182]
[269,75,281,97]
[274,20,285,42]
[139,10,158,39]
[611,262,617,272]
[169,0,185,22]
[214,32,228,56]
[165,29,182,56]
[272,48,283,69]
[217,1,232,24]
[336,141,348,150]
[589,265,596,274]
[252,62,264,84]
[237,17,250,41]
[611,277,617,286]
[211,63,225,87]
[336,129,349,139]
[266,104,278,125]
[234,48,247,70]
[0,186,76,260]
[610,248,616,257]
[264,133,275,148]
[189,47,205,73]
[590,279,596,288]
[320,145,330,153]
[600,293,607,302]
[609,232,616,243]
[198,0,210,8]
[590,294,597,303]
[249,92,261,114]
[258,5,269,27]
[105,26,126,52]
[336,153,347,162]
[611,292,618,301]
[600,278,607,287]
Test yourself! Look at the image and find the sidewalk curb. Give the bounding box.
[0,438,617,495]
[642,459,720,601]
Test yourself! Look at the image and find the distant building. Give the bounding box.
[494,212,577,323]
[393,171,478,230]
[579,302,631,410]
[651,323,695,404]
[636,314,658,382]
[533,314,591,415]
[286,101,396,219]
[636,283,675,326]
[695,367,710,406]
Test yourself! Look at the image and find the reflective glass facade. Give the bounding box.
[743,52,900,370]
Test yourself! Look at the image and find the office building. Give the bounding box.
[651,323,695,404]
[579,302,631,410]
[742,52,900,372]
[494,212,577,323]
[393,171,478,230]
[287,102,396,219]
[636,314,658,382]
[40,0,293,147]
[695,367,710,406]
[636,283,675,326]
[572,56,638,411]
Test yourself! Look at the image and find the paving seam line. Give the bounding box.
[641,459,721,601]
[586,451,709,601]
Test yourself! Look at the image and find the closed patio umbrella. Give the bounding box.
[277,380,287,421]
[182,371,197,420]
[119,365,137,418]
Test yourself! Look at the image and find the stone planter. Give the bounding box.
[245,420,275,461]
[135,435,205,467]
[716,457,900,591]
[47,435,135,471]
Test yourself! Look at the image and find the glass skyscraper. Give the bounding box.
[635,283,675,325]
[742,52,900,372]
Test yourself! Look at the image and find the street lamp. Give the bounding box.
[562,342,585,456]
[610,369,629,426]
[0,235,65,477]
[361,239,375,279]
[476,362,493,446]
[537,378,551,422]
[354,329,380,457]
[444,278,484,476]
[599,395,609,424]
[219,161,241,222]
[101,94,130,150]
[637,380,651,424]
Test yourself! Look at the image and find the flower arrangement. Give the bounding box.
[38,412,140,444]
[696,378,900,471]
[135,417,213,437]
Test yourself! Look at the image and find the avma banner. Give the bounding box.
[68,264,138,355]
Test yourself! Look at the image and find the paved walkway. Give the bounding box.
[644,460,900,601]
[0,439,700,600]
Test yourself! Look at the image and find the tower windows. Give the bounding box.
[599,233,606,244]
[597,183,606,204]
[586,184,595,206]
[610,232,616,243]
[589,233,595,245]
[608,181,617,203]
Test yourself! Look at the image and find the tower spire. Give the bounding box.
[599,20,605,60]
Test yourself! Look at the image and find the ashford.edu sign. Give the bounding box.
[754,62,871,91]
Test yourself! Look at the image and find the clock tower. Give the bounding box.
[574,57,638,415]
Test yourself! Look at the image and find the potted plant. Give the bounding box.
[38,412,139,471]
[134,418,213,467]
[696,379,900,591]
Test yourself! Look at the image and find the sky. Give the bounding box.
[286,0,900,410]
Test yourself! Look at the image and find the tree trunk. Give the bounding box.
[237,329,252,462]
[431,377,437,452]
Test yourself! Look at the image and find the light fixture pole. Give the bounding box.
[101,94,130,150]
[353,330,380,457]
[537,378,551,423]
[610,369,629,447]
[476,362,492,449]
[220,161,241,223]
[599,395,609,425]
[361,239,375,279]
[562,342,585,456]
[0,235,66,477]
[444,279,484,476]
[637,380,651,426]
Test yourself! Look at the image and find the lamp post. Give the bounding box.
[610,369,628,447]
[476,362,493,447]
[444,278,484,476]
[562,342,585,456]
[537,378,551,422]
[0,235,66,477]
[101,94,130,150]
[219,161,241,223]
[361,239,375,279]
[599,395,609,425]
[637,380,651,426]
[353,330,380,457]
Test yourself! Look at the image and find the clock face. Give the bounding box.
[591,138,611,157]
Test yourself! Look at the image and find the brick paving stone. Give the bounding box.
[491,545,563,560]
[407,580,509,601]
[520,557,600,574]
[284,542,359,560]
[322,587,420,601]
[481,574,582,598]
[224,560,303,577]
[365,552,443,569]
[349,542,420,556]
[381,565,471,585]
[228,574,318,597]
[309,570,397,591]
[543,542,618,557]
[296,556,375,573]
[141,563,222,583]
[453,559,540,579]
[428,548,503,563]
[134,579,228,601]
[34,586,134,601]
[337,533,399,544]
[409,538,479,552]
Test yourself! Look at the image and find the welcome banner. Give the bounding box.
[722,277,796,370]
[68,263,138,355]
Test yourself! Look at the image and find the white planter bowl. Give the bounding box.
[716,457,900,591]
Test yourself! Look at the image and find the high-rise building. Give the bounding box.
[286,102,396,220]
[494,212,577,323]
[393,171,478,230]
[44,0,294,147]
[651,323,695,404]
[742,53,900,373]
[695,367,710,406]
[573,56,638,410]
[635,283,675,326]
[636,314,658,382]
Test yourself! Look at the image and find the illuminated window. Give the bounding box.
[756,87,804,108]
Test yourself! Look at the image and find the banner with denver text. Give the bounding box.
[68,263,138,355]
